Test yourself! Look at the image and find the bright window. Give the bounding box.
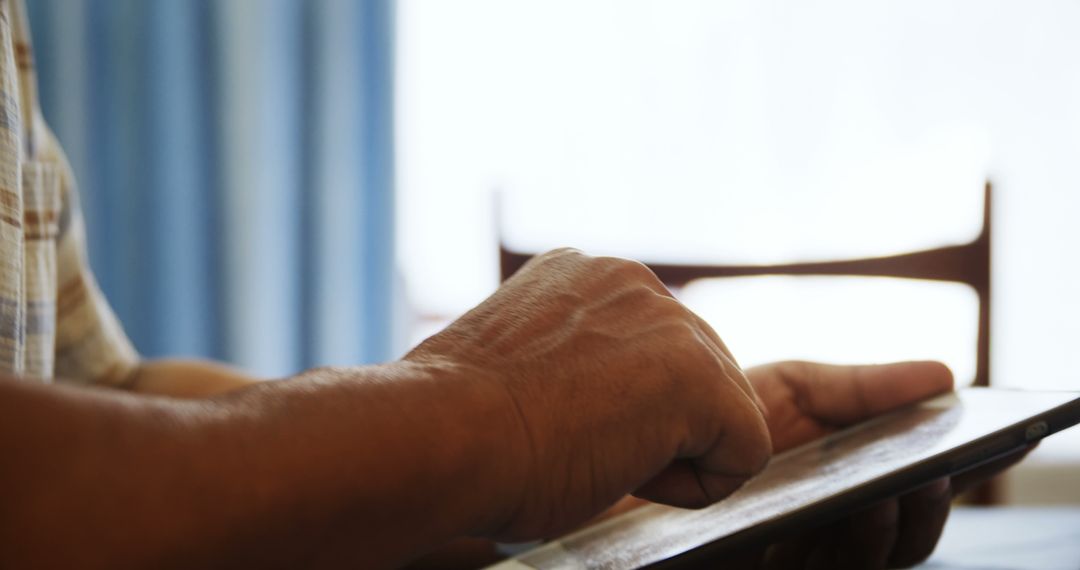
[397,0,1080,469]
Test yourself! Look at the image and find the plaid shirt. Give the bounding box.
[0,0,138,385]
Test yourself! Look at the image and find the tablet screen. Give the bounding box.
[492,388,1080,570]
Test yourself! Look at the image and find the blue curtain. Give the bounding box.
[25,0,397,377]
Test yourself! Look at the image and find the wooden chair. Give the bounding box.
[501,183,992,389]
[501,183,996,501]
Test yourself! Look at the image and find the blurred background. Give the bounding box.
[26,0,1080,503]
[27,0,397,378]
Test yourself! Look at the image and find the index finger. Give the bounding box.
[780,361,954,426]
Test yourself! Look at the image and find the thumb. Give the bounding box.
[782,361,954,427]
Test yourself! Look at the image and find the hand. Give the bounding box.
[405,249,772,541]
[740,361,1032,569]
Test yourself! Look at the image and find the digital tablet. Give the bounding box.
[488,387,1080,570]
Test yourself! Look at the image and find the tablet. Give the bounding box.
[489,387,1080,570]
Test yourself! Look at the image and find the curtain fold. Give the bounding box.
[26,0,397,377]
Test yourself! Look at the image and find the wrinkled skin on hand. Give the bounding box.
[404,256,1031,570]
[405,249,772,542]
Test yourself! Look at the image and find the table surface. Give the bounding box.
[916,506,1080,570]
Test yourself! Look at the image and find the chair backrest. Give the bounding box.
[500,182,992,388]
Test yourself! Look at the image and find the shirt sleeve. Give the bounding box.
[48,130,140,387]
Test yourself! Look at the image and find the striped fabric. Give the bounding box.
[0,0,137,385]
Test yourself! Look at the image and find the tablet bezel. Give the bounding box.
[652,388,1080,568]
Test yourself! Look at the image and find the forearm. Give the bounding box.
[128,359,262,398]
[0,361,522,569]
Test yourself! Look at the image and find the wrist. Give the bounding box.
[197,360,526,566]
[399,354,532,539]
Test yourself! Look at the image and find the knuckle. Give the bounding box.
[651,293,689,317]
[597,283,663,317]
[546,246,585,258]
[536,247,586,266]
[529,248,587,268]
[603,257,662,284]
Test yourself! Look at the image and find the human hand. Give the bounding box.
[736,361,1032,569]
[404,249,771,542]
